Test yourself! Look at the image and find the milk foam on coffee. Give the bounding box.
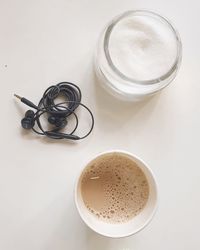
[109,14,178,81]
[81,153,149,223]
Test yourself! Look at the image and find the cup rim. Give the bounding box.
[74,150,158,238]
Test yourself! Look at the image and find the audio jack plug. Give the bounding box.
[14,94,38,110]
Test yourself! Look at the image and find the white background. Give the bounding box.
[0,0,199,249]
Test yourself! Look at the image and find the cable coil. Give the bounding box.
[15,82,94,140]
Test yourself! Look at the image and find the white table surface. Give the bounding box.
[0,0,200,249]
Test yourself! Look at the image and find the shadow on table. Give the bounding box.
[86,226,138,250]
[91,68,161,133]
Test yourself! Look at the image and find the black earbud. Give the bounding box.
[21,110,35,129]
[48,115,56,125]
[48,115,67,129]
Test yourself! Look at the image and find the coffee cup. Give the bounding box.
[75,150,158,238]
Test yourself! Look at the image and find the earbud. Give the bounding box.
[48,115,67,129]
[21,110,35,129]
[48,115,56,125]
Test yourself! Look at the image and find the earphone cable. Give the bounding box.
[15,82,94,140]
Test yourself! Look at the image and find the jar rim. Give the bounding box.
[103,10,182,85]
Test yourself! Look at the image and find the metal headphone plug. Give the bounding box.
[14,94,38,110]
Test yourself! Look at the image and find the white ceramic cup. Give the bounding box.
[75,150,158,238]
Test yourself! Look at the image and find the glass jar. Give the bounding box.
[95,10,182,101]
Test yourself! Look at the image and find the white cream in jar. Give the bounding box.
[95,11,182,101]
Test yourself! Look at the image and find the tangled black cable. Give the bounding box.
[14,82,94,140]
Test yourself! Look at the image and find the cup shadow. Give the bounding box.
[86,226,138,250]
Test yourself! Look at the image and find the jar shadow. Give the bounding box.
[92,70,161,132]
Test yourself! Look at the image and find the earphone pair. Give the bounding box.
[16,82,94,140]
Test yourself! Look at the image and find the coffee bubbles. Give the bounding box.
[80,153,149,223]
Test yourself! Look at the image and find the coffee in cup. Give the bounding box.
[75,151,157,238]
[80,153,149,223]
